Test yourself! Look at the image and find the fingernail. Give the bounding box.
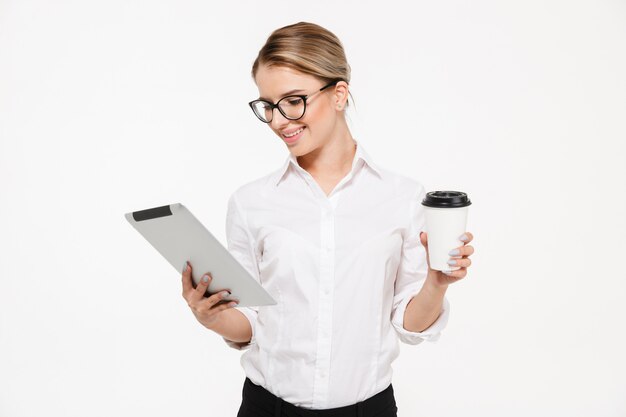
[447,259,457,266]
[202,275,209,283]
[182,262,188,273]
[459,233,469,242]
[443,270,454,275]
[449,249,460,256]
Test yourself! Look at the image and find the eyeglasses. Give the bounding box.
[248,80,341,124]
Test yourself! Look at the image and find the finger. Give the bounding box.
[191,273,213,302]
[449,245,475,257]
[201,290,237,310]
[443,267,468,278]
[459,232,473,243]
[447,257,472,268]
[210,299,240,314]
[181,261,193,294]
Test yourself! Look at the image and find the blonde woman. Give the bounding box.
[181,21,475,417]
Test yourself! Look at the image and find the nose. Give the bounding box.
[270,106,290,130]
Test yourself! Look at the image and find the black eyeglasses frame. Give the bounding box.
[248,80,342,124]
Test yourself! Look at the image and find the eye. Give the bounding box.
[286,98,303,106]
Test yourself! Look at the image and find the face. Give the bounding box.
[253,64,348,155]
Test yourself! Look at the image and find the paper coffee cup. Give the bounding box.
[421,191,472,271]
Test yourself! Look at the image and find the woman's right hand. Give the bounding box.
[181,261,239,330]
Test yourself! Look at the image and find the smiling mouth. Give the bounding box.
[282,127,306,138]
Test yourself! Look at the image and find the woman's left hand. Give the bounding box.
[419,231,474,287]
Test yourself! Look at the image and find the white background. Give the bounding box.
[1,1,625,416]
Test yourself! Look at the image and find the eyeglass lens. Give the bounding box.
[251,96,305,123]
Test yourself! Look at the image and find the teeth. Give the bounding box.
[284,127,304,138]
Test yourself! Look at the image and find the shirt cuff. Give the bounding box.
[392,293,450,345]
[222,306,257,350]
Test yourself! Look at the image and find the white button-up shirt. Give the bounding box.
[223,139,450,409]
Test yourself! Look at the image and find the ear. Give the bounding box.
[333,81,349,110]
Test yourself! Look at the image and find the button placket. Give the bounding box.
[312,204,335,407]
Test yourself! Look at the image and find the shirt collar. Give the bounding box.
[273,139,382,187]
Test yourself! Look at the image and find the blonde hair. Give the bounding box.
[251,21,355,110]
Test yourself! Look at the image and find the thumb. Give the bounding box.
[420,231,428,248]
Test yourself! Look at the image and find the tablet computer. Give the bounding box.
[125,203,276,307]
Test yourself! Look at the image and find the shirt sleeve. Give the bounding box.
[222,191,261,350]
[390,183,451,345]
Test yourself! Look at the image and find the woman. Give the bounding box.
[181,21,475,417]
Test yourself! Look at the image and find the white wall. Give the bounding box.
[1,1,625,416]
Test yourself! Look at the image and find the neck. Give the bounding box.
[297,130,356,179]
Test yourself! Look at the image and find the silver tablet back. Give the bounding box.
[125,203,276,307]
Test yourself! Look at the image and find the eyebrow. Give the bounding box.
[258,88,306,101]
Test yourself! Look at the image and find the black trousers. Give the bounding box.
[237,377,398,417]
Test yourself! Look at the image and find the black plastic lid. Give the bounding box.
[421,191,472,208]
